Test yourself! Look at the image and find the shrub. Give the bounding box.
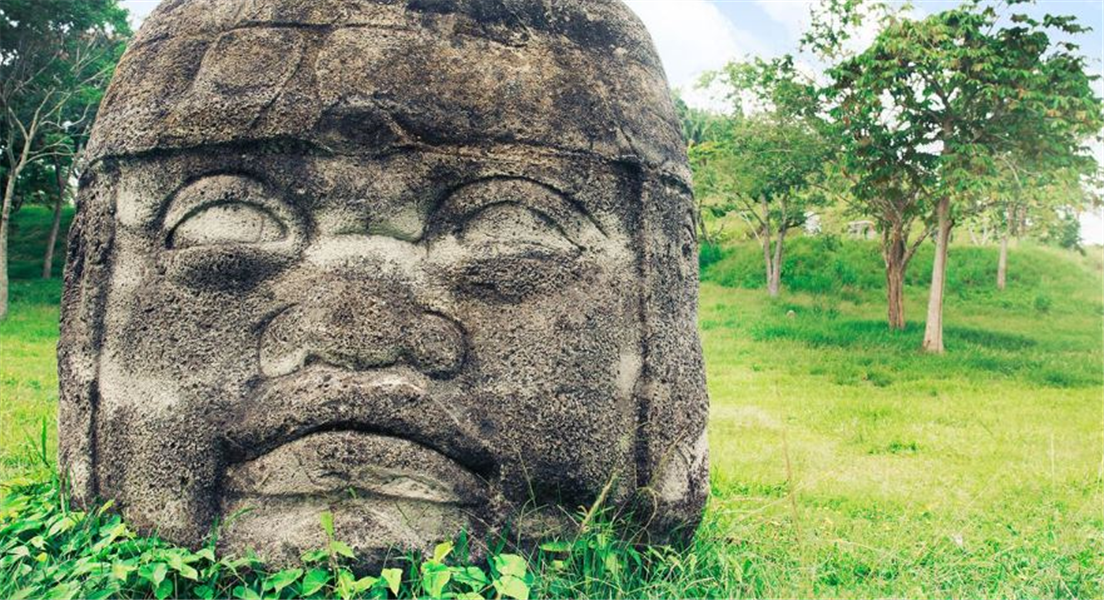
[0,469,743,600]
[699,242,726,271]
[1034,294,1052,314]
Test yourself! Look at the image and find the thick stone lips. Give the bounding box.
[222,365,497,484]
[225,431,488,506]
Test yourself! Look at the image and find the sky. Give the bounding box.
[120,0,1104,243]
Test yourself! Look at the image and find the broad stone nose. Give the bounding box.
[259,278,466,379]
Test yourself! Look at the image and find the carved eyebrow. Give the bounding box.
[159,173,290,234]
[431,177,606,241]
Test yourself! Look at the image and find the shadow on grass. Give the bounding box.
[749,313,1100,389]
[754,316,1036,352]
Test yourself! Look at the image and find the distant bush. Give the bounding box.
[706,237,884,295]
[6,205,75,281]
[1034,294,1052,314]
[698,243,726,271]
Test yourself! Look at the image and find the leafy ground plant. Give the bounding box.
[0,471,540,600]
[1,466,739,600]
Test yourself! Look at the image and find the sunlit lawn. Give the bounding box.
[1,217,1102,596]
[698,276,1103,597]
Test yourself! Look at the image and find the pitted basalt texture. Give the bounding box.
[60,0,709,567]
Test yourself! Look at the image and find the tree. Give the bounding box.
[817,0,1102,351]
[846,160,932,330]
[0,0,129,318]
[697,57,835,297]
[985,158,1098,290]
[43,148,76,280]
[675,95,741,250]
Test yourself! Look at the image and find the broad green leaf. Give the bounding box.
[453,566,489,590]
[300,568,331,596]
[352,576,378,594]
[232,585,261,600]
[605,552,622,575]
[154,580,174,600]
[194,585,216,600]
[111,561,135,581]
[337,569,356,600]
[493,575,530,600]
[382,567,404,595]
[47,515,77,536]
[166,553,200,580]
[265,567,304,593]
[139,562,169,588]
[319,511,334,537]
[492,554,527,579]
[421,562,451,598]
[329,540,356,560]
[433,540,454,563]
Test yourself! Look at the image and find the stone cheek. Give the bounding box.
[60,0,709,567]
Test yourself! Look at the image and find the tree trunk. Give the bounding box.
[923,196,953,353]
[759,196,778,297]
[768,226,786,298]
[42,158,66,280]
[761,223,778,298]
[0,173,16,321]
[997,234,1009,291]
[883,228,908,331]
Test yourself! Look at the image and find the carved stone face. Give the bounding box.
[60,0,708,566]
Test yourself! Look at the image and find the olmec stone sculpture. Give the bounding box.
[59,0,709,566]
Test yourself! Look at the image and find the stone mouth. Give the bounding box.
[224,430,488,506]
[222,365,497,482]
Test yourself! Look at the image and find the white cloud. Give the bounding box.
[626,0,763,91]
[756,0,815,40]
[757,0,927,59]
[121,0,160,26]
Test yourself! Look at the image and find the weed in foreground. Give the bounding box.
[0,467,743,600]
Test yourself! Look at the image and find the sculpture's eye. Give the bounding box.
[160,175,299,291]
[431,178,601,303]
[453,203,581,303]
[169,202,287,249]
[459,203,578,254]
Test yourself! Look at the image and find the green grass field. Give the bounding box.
[2,206,1102,598]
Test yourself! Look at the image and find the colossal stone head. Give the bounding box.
[59,0,708,565]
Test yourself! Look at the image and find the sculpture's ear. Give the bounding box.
[58,164,118,506]
[633,175,710,542]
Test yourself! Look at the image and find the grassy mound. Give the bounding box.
[705,236,1101,315]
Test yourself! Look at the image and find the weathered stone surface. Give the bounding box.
[60,0,709,566]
